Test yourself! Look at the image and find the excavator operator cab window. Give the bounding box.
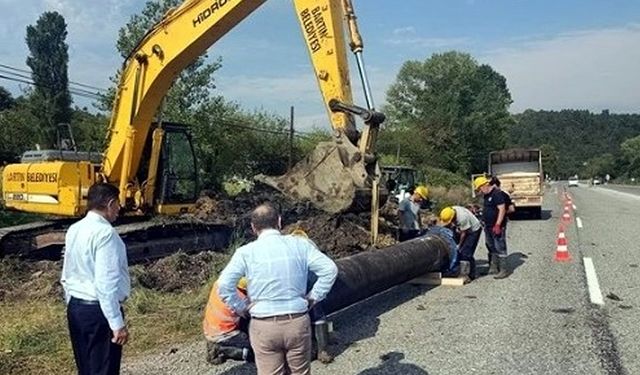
[158,126,198,204]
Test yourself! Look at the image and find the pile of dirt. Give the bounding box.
[134,251,230,293]
[0,258,62,301]
[192,184,401,259]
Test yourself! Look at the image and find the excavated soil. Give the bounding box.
[191,183,401,259]
[2,184,406,295]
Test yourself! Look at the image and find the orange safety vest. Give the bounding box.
[202,281,246,340]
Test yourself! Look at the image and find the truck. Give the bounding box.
[488,148,544,219]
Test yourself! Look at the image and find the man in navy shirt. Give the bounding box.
[474,176,510,279]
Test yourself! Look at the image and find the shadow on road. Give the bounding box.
[507,252,527,273]
[214,284,435,374]
[328,284,435,360]
[474,251,527,278]
[510,209,552,221]
[357,351,430,375]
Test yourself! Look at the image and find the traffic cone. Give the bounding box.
[562,205,571,223]
[554,229,571,262]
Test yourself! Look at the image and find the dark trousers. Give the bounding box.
[459,228,482,277]
[484,225,508,257]
[67,298,122,375]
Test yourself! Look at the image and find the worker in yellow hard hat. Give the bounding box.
[439,205,483,283]
[398,185,429,241]
[474,174,510,279]
[203,277,253,365]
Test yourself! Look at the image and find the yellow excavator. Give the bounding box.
[1,0,385,257]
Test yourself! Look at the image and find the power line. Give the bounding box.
[0,68,103,98]
[0,74,102,100]
[0,62,107,92]
[214,119,313,139]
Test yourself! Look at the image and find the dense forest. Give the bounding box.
[508,110,640,180]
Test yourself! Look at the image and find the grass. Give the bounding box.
[0,266,220,375]
[0,208,42,227]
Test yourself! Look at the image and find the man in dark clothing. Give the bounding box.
[474,176,509,279]
[490,176,515,215]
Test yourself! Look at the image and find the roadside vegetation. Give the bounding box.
[0,251,232,375]
[2,1,640,374]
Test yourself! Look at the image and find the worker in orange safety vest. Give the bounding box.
[203,277,253,365]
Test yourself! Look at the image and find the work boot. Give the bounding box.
[494,257,510,279]
[218,346,246,361]
[314,322,333,364]
[459,261,471,284]
[488,255,499,275]
[206,342,225,365]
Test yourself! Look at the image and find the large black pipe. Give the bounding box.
[323,235,449,315]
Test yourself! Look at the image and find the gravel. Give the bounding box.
[124,185,632,374]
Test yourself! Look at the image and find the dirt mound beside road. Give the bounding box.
[134,251,229,293]
[192,184,400,259]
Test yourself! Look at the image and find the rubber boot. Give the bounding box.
[459,260,471,284]
[469,259,477,280]
[314,322,333,364]
[218,346,246,361]
[488,255,499,275]
[494,256,510,279]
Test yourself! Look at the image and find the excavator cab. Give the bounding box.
[134,122,198,214]
[156,124,198,206]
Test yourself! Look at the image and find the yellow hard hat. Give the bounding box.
[237,277,248,290]
[473,176,490,190]
[414,185,429,200]
[439,207,455,225]
[290,228,308,238]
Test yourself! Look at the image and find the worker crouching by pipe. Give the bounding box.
[203,278,254,365]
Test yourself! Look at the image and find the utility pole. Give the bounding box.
[288,106,294,171]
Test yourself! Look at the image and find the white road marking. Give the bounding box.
[572,204,577,210]
[583,258,604,306]
[576,217,583,229]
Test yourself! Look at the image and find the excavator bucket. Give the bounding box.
[256,139,377,213]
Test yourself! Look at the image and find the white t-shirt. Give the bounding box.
[453,205,481,232]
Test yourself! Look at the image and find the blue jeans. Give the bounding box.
[484,225,507,257]
[459,228,482,276]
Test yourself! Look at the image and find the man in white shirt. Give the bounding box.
[218,203,338,375]
[61,183,130,375]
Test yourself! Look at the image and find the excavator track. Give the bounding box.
[0,219,234,263]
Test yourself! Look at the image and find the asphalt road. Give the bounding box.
[596,183,640,197]
[124,184,637,375]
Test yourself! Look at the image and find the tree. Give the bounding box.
[0,87,15,111]
[107,0,313,189]
[539,144,559,178]
[0,98,40,159]
[509,110,640,178]
[620,135,640,178]
[383,51,513,175]
[25,11,72,148]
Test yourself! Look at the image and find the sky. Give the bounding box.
[0,0,639,130]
